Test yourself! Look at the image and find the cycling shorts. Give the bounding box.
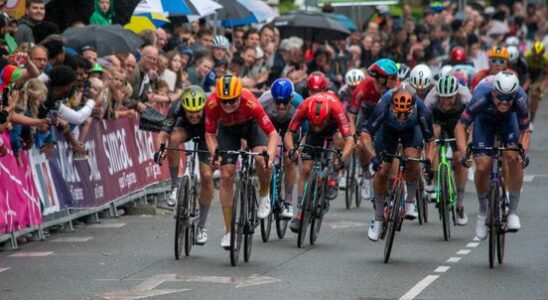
[374,124,424,163]
[471,113,519,157]
[300,126,338,160]
[217,120,268,165]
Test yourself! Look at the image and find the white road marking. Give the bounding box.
[326,221,366,229]
[88,223,126,229]
[473,236,481,241]
[446,257,462,263]
[466,242,480,248]
[0,267,9,273]
[9,251,54,257]
[50,237,93,242]
[457,249,471,255]
[434,266,450,273]
[399,275,440,300]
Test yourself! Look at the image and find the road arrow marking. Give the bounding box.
[326,221,366,229]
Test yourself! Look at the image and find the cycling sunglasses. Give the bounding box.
[220,98,239,105]
[275,100,290,106]
[490,58,507,65]
[495,93,514,102]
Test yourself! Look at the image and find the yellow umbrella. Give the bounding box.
[124,12,170,33]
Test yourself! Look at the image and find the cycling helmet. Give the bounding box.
[440,65,454,77]
[437,75,459,97]
[507,46,520,63]
[344,68,365,87]
[216,75,242,100]
[392,87,415,113]
[367,58,398,78]
[307,71,328,92]
[181,85,207,112]
[505,36,519,47]
[271,78,294,103]
[450,47,467,64]
[532,41,545,55]
[397,63,410,81]
[493,71,519,95]
[452,70,469,87]
[487,46,509,60]
[307,94,330,125]
[213,35,230,50]
[409,64,433,90]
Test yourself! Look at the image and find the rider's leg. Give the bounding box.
[503,150,523,214]
[219,164,236,233]
[283,155,296,204]
[372,162,391,220]
[403,147,421,205]
[473,155,492,215]
[198,162,214,228]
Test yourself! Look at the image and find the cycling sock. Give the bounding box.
[362,164,372,179]
[406,181,418,204]
[285,185,294,204]
[169,166,180,188]
[508,191,520,214]
[374,194,385,221]
[457,188,465,208]
[478,193,488,216]
[198,204,210,228]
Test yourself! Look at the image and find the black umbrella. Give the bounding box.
[63,25,143,56]
[215,0,254,22]
[271,10,351,42]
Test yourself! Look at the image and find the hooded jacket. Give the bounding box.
[15,17,36,44]
[89,0,114,25]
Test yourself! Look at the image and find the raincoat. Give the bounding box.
[89,0,115,25]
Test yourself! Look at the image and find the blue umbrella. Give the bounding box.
[133,0,192,16]
[326,13,357,32]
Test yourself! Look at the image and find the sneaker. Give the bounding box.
[456,207,468,226]
[281,202,294,219]
[507,213,520,232]
[405,203,418,220]
[360,178,372,199]
[529,122,534,132]
[220,232,231,250]
[475,214,487,240]
[368,220,382,241]
[290,212,301,233]
[196,227,208,245]
[166,187,178,207]
[326,179,338,200]
[257,195,271,219]
[338,176,347,189]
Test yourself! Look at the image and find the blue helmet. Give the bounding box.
[368,58,398,78]
[271,78,294,103]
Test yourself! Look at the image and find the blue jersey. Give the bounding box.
[363,90,434,141]
[459,81,529,130]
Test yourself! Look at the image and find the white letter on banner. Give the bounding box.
[103,133,114,175]
[87,140,101,182]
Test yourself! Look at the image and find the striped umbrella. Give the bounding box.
[124,12,170,33]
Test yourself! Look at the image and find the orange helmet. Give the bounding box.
[307,94,330,125]
[392,88,415,113]
[216,75,242,100]
[487,46,509,60]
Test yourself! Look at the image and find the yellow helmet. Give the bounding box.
[532,41,545,55]
[215,75,242,100]
[181,85,206,112]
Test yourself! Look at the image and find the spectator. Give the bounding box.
[42,39,65,68]
[186,55,213,88]
[259,25,275,50]
[232,27,245,52]
[127,45,159,102]
[89,0,114,25]
[29,45,48,82]
[15,0,59,45]
[123,53,137,77]
[244,28,260,48]
[81,46,98,65]
[155,28,168,51]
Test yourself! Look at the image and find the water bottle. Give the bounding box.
[446,145,453,159]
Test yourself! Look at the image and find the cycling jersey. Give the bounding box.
[425,84,471,143]
[348,76,382,115]
[469,69,490,90]
[524,50,547,80]
[509,58,529,84]
[337,84,353,104]
[205,89,276,135]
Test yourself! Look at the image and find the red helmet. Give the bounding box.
[307,94,330,125]
[450,47,467,64]
[307,71,328,93]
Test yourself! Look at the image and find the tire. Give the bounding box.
[488,183,498,269]
[345,154,356,209]
[421,178,428,223]
[298,173,315,248]
[440,166,451,241]
[275,213,288,239]
[275,167,288,239]
[497,188,507,264]
[417,186,424,225]
[244,185,257,262]
[230,181,245,266]
[384,180,403,263]
[310,178,326,245]
[355,164,362,208]
[184,225,193,256]
[262,167,278,243]
[174,177,189,260]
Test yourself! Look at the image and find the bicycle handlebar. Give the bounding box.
[382,152,430,164]
[298,144,342,157]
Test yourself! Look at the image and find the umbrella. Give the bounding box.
[235,0,278,22]
[216,0,256,27]
[326,13,356,32]
[133,0,192,15]
[125,12,170,33]
[271,10,351,42]
[63,25,144,56]
[185,0,223,17]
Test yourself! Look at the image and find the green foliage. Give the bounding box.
[279,0,299,13]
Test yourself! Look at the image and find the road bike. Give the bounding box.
[261,144,289,242]
[435,134,457,241]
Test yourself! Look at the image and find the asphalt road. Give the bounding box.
[2,104,548,300]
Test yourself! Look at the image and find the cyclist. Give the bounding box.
[360,84,435,241]
[258,78,305,219]
[397,63,410,82]
[424,75,472,225]
[205,75,278,249]
[455,72,530,239]
[284,92,354,232]
[507,46,529,91]
[409,64,434,100]
[470,46,509,90]
[523,41,547,132]
[347,59,399,197]
[154,86,213,245]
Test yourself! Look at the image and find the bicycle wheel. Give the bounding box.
[230,181,245,266]
[384,180,403,263]
[420,178,428,223]
[355,164,362,207]
[345,154,356,209]
[497,188,507,264]
[310,178,326,245]
[244,185,257,262]
[439,166,451,241]
[298,173,316,248]
[275,168,288,239]
[185,177,199,256]
[174,177,189,260]
[488,183,498,269]
[417,186,424,225]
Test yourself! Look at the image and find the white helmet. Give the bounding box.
[440,65,454,77]
[507,46,520,63]
[505,36,519,47]
[493,71,519,95]
[410,64,433,90]
[345,68,365,87]
[213,35,230,50]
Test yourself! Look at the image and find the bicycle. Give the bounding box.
[465,142,523,268]
[296,144,340,248]
[161,138,209,260]
[416,174,429,225]
[434,134,458,241]
[381,152,429,263]
[260,144,289,242]
[215,149,268,266]
[345,151,362,209]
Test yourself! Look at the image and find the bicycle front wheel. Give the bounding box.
[439,166,451,241]
[310,178,326,245]
[384,180,404,263]
[345,154,356,209]
[488,183,499,269]
[244,185,257,262]
[230,181,245,266]
[174,177,189,260]
[497,188,507,264]
[298,173,316,248]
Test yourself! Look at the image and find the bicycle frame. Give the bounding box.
[435,138,457,207]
